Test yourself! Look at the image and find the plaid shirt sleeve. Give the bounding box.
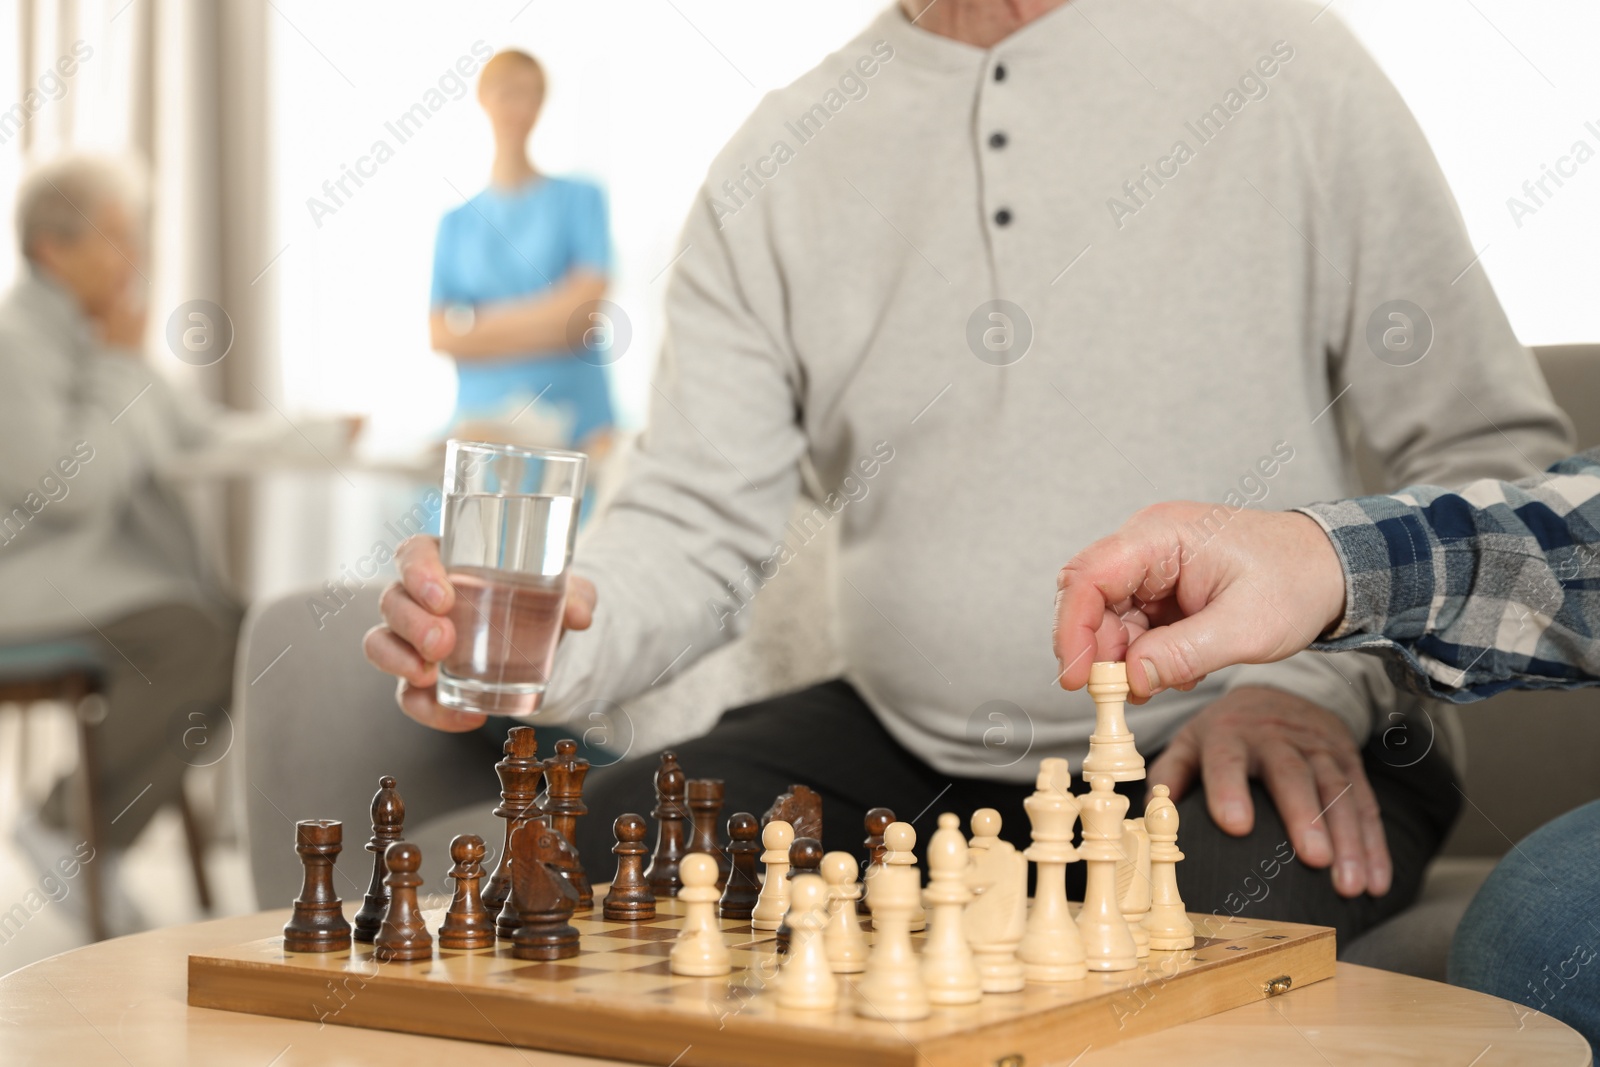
[1294,447,1600,702]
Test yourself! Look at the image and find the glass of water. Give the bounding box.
[436,440,587,716]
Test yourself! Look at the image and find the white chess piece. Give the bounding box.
[1017,758,1086,982]
[820,852,867,974]
[921,813,981,1004]
[882,821,926,932]
[1077,776,1138,972]
[1117,817,1152,958]
[1081,661,1145,783]
[1142,785,1196,951]
[964,808,1026,993]
[777,874,839,1010]
[670,853,731,976]
[854,864,931,1021]
[752,820,794,932]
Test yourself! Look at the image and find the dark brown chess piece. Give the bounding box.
[438,834,495,950]
[507,818,581,960]
[775,836,824,953]
[643,751,688,897]
[283,819,351,953]
[352,775,404,943]
[858,806,895,916]
[542,738,592,909]
[762,784,823,843]
[602,813,656,922]
[484,727,544,929]
[687,779,729,889]
[717,812,763,921]
[372,841,433,962]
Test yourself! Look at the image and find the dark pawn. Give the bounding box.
[718,812,763,921]
[484,727,544,922]
[687,779,729,889]
[508,819,581,960]
[352,775,404,943]
[857,807,895,917]
[775,836,824,953]
[542,738,593,909]
[644,752,689,897]
[373,841,433,962]
[283,819,351,953]
[438,834,495,950]
[602,813,656,922]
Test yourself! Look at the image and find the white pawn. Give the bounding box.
[821,852,867,974]
[1082,661,1145,783]
[777,874,838,1010]
[1143,785,1196,951]
[881,821,926,932]
[1018,758,1086,982]
[1117,817,1152,958]
[752,820,794,932]
[921,813,981,1004]
[854,864,930,1021]
[670,853,731,976]
[964,808,1026,993]
[1077,776,1138,972]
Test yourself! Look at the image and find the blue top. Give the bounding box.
[431,176,616,445]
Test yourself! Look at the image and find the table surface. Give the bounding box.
[1,910,1589,1067]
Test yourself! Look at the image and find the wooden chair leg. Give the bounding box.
[71,677,109,942]
[178,785,213,912]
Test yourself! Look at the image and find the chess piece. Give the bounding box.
[373,841,432,962]
[541,739,592,909]
[603,813,656,922]
[1077,776,1138,972]
[921,813,981,1004]
[820,851,866,973]
[776,874,838,1010]
[762,784,823,843]
[283,819,351,953]
[1018,758,1086,982]
[857,806,895,917]
[644,752,689,897]
[751,819,794,931]
[507,818,581,960]
[483,728,543,920]
[963,808,1026,993]
[352,775,404,943]
[438,834,495,950]
[1143,785,1196,951]
[718,812,763,921]
[669,853,731,976]
[776,836,824,953]
[881,821,925,932]
[687,779,730,888]
[854,864,930,1021]
[1118,817,1152,958]
[1081,661,1145,782]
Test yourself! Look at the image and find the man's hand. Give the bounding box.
[1148,687,1391,899]
[362,535,597,732]
[1054,503,1347,701]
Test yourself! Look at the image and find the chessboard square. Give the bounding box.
[504,961,611,982]
[590,924,682,942]
[573,969,681,993]
[568,951,667,972]
[615,941,676,957]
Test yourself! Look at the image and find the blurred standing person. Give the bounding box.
[429,50,617,470]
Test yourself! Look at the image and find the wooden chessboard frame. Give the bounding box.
[188,893,1335,1067]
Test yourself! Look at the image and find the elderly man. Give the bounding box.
[0,156,333,916]
[354,0,1569,944]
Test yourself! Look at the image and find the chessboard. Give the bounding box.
[188,895,1334,1067]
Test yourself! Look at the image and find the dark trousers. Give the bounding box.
[572,678,1461,949]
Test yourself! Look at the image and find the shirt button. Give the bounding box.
[994,63,1007,82]
[994,208,1013,226]
[988,131,1008,150]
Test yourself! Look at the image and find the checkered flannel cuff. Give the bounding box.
[1293,499,1439,643]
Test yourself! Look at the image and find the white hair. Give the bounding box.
[14,154,147,260]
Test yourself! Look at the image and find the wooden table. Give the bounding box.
[1,910,1589,1066]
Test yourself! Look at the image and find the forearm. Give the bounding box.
[431,271,606,360]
